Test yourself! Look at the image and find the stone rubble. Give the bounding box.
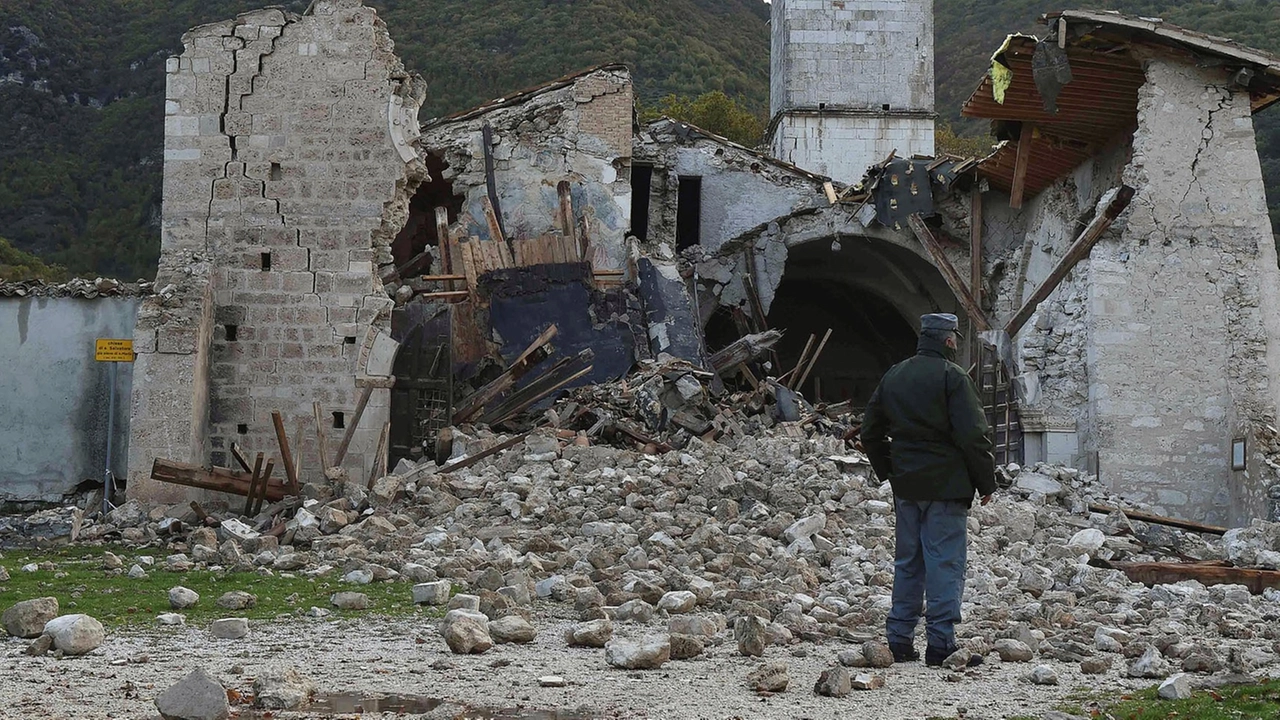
[2,596,58,638]
[4,370,1280,707]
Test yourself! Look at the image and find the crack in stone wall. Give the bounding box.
[129,0,426,502]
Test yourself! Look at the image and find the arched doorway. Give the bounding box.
[766,235,959,407]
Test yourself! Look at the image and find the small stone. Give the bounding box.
[1182,653,1221,673]
[25,634,52,656]
[253,665,315,709]
[862,641,894,669]
[668,615,718,638]
[154,667,229,720]
[838,649,868,668]
[994,638,1034,662]
[128,565,148,579]
[272,553,309,571]
[1129,647,1172,679]
[215,591,256,611]
[944,649,973,670]
[616,599,655,623]
[412,581,452,605]
[657,590,698,614]
[1158,674,1193,700]
[0,566,7,582]
[1067,528,1106,553]
[210,618,249,640]
[1080,657,1112,675]
[1030,665,1059,685]
[156,614,186,626]
[448,593,481,611]
[489,615,537,644]
[102,553,123,571]
[814,666,852,697]
[3,597,59,638]
[605,635,671,670]
[852,673,885,691]
[669,633,704,660]
[441,609,492,654]
[566,619,613,648]
[539,676,566,688]
[43,614,105,655]
[330,592,369,610]
[343,569,373,585]
[169,586,200,610]
[735,615,767,657]
[747,661,789,692]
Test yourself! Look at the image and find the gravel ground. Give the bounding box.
[0,610,1169,720]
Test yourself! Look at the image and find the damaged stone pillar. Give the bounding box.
[637,257,707,367]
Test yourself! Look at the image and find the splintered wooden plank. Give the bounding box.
[481,195,505,245]
[458,238,480,301]
[514,238,530,266]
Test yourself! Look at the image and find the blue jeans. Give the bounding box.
[885,497,969,651]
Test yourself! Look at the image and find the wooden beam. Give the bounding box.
[312,402,328,475]
[480,123,508,242]
[271,411,300,495]
[1005,185,1135,337]
[822,181,838,205]
[1088,502,1226,535]
[420,274,467,282]
[907,214,993,332]
[244,452,263,516]
[438,432,531,474]
[419,290,471,301]
[253,459,274,516]
[970,189,984,305]
[785,334,816,389]
[709,330,783,374]
[229,443,252,474]
[796,328,833,391]
[151,458,288,502]
[452,324,559,424]
[557,180,580,258]
[1009,122,1035,209]
[332,385,374,468]
[1092,559,1280,595]
[367,421,390,491]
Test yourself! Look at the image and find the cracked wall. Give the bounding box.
[420,67,633,272]
[1087,58,1280,525]
[129,0,425,502]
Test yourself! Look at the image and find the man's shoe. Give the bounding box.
[889,642,919,663]
[925,645,985,668]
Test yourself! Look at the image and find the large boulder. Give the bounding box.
[43,614,105,655]
[169,587,200,610]
[155,668,230,720]
[3,597,59,638]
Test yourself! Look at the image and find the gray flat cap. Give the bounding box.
[920,313,961,335]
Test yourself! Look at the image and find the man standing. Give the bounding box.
[862,313,996,666]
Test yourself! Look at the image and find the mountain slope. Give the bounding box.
[0,0,1277,279]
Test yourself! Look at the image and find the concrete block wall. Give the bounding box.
[770,114,935,183]
[770,0,934,116]
[421,68,634,271]
[1086,58,1280,525]
[129,0,426,502]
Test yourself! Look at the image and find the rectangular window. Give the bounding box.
[630,164,653,242]
[261,252,272,271]
[676,176,702,251]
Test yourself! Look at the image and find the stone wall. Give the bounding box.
[0,296,140,504]
[129,0,425,502]
[1086,59,1280,525]
[420,67,634,271]
[769,0,935,182]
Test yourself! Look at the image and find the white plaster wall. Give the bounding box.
[771,115,935,183]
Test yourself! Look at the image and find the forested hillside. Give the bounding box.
[0,0,1277,279]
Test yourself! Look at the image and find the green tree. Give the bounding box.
[0,236,70,282]
[643,91,766,147]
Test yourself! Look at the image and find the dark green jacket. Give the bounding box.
[862,334,997,503]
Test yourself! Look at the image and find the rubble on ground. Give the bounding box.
[2,364,1280,700]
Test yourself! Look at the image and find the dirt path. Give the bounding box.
[0,612,1163,720]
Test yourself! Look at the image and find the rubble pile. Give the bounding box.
[12,413,1276,683]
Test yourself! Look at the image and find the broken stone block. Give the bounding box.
[412,580,451,605]
[210,618,249,640]
[441,609,492,654]
[747,661,789,692]
[669,633,704,660]
[330,592,369,610]
[3,597,59,638]
[852,673,885,690]
[565,619,612,648]
[605,635,671,670]
[253,665,315,709]
[489,615,536,644]
[735,615,767,657]
[169,586,200,609]
[994,638,1034,662]
[814,666,851,697]
[215,591,256,611]
[43,614,105,655]
[154,667,230,720]
[1158,673,1193,700]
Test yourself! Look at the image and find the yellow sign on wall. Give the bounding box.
[95,339,135,362]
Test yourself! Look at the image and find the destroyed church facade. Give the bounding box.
[132,1,1280,528]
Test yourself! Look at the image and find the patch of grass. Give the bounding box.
[0,545,442,628]
[1062,681,1280,720]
